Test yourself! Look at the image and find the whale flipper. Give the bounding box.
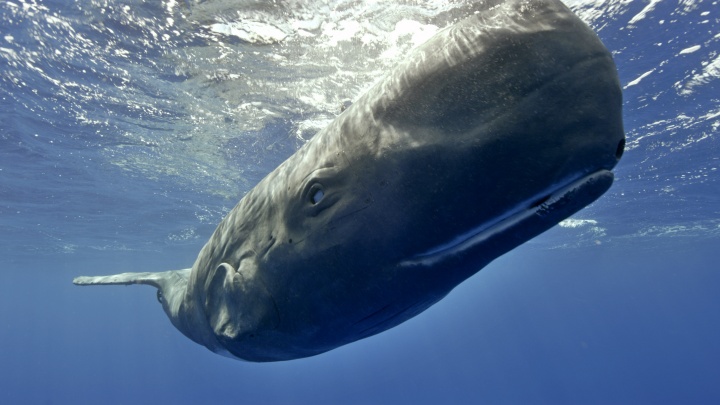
[73,269,192,331]
[73,270,189,288]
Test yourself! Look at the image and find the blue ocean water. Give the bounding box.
[1,0,718,404]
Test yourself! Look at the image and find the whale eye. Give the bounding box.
[156,290,163,304]
[309,184,324,205]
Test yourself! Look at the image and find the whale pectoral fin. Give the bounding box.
[73,272,165,288]
[73,269,192,290]
[205,262,279,342]
[206,263,242,339]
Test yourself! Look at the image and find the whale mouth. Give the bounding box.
[400,170,615,267]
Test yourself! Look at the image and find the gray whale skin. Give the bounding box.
[74,0,625,362]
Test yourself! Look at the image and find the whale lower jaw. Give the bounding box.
[400,170,615,268]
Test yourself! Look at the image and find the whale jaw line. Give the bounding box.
[401,170,615,268]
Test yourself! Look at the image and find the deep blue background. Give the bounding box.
[1,0,719,404]
[3,242,719,404]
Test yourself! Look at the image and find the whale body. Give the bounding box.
[74,0,625,362]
